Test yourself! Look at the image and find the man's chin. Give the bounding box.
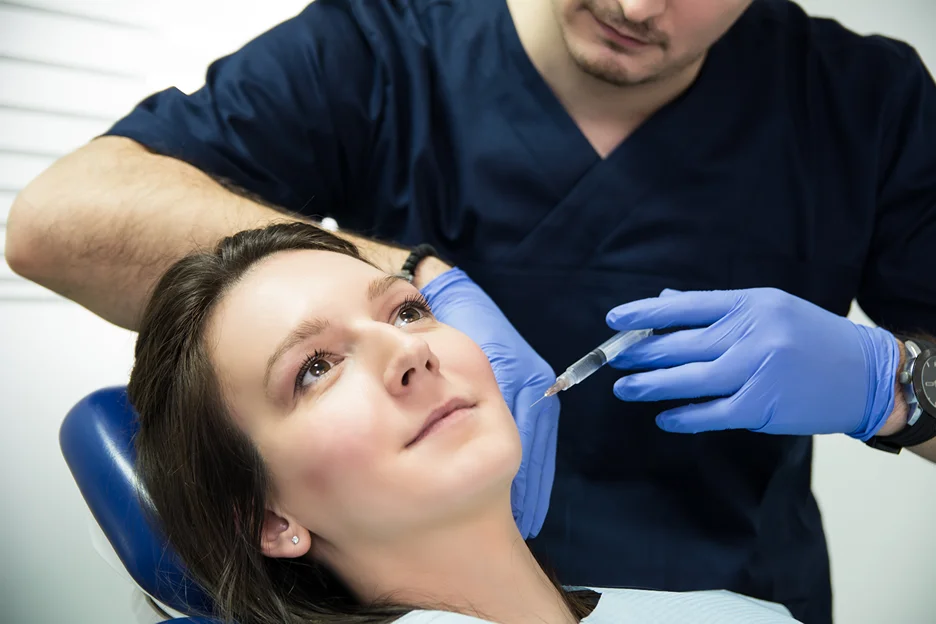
[571,51,660,87]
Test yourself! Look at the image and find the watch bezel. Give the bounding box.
[911,348,936,413]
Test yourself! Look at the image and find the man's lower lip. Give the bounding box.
[594,17,650,49]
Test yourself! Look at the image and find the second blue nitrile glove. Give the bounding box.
[606,288,900,439]
[421,268,559,538]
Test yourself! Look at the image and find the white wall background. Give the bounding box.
[0,1,934,622]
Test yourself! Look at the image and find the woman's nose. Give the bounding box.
[381,329,440,396]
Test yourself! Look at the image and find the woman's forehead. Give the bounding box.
[247,249,378,287]
[207,250,381,367]
[229,250,379,313]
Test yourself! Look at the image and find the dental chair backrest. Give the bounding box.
[60,386,218,623]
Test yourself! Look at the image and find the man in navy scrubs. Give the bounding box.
[8,1,936,621]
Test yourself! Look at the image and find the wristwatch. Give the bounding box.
[867,337,936,454]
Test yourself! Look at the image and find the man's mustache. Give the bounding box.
[583,0,668,45]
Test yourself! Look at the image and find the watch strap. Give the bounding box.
[867,413,936,454]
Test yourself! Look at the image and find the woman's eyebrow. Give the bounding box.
[264,317,330,391]
[263,275,406,392]
[368,273,408,302]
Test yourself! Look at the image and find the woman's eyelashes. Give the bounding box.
[390,293,433,328]
[295,349,342,394]
[293,295,434,395]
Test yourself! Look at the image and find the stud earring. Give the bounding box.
[291,535,299,545]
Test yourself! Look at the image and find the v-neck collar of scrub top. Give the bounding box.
[492,0,743,206]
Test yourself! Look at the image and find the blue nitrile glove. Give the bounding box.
[420,268,559,538]
[606,288,901,439]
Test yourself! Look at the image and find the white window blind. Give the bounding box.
[0,0,307,300]
[0,0,157,299]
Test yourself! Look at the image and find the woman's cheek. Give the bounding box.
[445,331,500,385]
[291,409,386,490]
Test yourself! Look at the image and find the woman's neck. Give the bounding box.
[330,505,578,624]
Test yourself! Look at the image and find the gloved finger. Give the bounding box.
[510,416,531,536]
[529,395,559,538]
[419,267,463,308]
[659,288,683,297]
[511,385,538,537]
[613,360,743,403]
[606,290,739,332]
[655,395,745,433]
[510,383,554,538]
[510,478,526,533]
[520,387,548,539]
[608,326,731,370]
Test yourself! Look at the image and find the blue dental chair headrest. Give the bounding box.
[60,387,217,622]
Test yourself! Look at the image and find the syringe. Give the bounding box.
[532,328,653,406]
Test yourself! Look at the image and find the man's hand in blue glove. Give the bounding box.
[607,288,901,439]
[421,267,559,538]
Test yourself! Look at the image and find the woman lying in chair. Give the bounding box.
[128,222,798,624]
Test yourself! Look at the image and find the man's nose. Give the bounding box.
[618,0,666,24]
[379,328,440,397]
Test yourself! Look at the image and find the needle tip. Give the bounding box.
[530,384,563,408]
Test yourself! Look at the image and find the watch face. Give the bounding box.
[920,355,936,409]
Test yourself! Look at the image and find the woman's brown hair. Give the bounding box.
[128,222,596,623]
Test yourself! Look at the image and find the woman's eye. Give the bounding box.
[297,353,337,392]
[394,305,425,327]
[308,359,331,377]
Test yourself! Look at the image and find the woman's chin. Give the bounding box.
[429,437,521,511]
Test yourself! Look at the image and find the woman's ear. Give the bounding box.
[261,509,312,559]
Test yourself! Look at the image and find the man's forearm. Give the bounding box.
[5,136,449,331]
[341,232,452,289]
[6,137,302,330]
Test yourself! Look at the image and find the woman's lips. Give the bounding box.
[406,398,476,447]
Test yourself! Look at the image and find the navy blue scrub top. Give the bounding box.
[106,1,936,622]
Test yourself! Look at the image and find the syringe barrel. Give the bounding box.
[596,328,653,362]
[557,329,652,390]
[560,350,606,386]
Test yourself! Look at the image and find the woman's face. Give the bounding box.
[206,250,521,546]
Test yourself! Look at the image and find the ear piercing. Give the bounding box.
[291,535,299,545]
